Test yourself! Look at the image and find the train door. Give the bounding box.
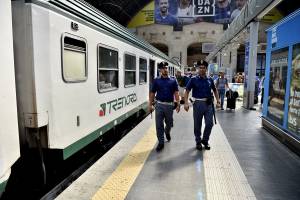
[149,59,155,84]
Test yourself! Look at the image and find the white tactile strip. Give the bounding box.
[203,119,257,200]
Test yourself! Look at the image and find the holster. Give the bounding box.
[173,102,178,110]
[206,97,213,105]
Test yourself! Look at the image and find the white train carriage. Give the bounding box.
[0,0,20,196]
[11,0,181,166]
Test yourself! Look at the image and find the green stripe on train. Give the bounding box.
[63,102,148,160]
[0,180,8,194]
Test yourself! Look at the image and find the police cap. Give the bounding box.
[158,61,168,69]
[196,60,208,68]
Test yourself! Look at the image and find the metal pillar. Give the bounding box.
[243,22,259,109]
[218,52,222,68]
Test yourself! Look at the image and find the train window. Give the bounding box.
[139,58,147,84]
[124,54,136,87]
[98,45,119,93]
[62,34,87,82]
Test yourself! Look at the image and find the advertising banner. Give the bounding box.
[267,48,288,125]
[128,2,155,28]
[288,44,300,136]
[154,0,247,27]
[128,0,250,28]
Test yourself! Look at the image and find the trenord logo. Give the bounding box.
[99,103,106,117]
[98,93,137,117]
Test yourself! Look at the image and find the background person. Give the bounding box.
[216,72,229,110]
[175,70,186,104]
[254,75,261,104]
[260,76,265,104]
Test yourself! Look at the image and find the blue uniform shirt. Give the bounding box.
[186,76,216,98]
[151,76,179,102]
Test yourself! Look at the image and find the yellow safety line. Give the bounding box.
[92,124,157,200]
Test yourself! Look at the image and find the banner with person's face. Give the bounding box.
[153,0,248,27]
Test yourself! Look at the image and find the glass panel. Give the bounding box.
[98,70,118,91]
[125,54,136,70]
[288,43,300,136]
[63,49,86,80]
[267,48,288,125]
[139,58,147,70]
[99,47,118,69]
[139,72,147,83]
[125,71,136,86]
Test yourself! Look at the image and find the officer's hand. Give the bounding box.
[176,105,180,113]
[184,104,189,112]
[148,104,154,113]
[216,100,221,108]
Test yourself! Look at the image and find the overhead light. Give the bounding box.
[257,0,283,19]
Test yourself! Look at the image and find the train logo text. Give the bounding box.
[99,93,137,117]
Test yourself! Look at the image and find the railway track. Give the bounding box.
[1,113,147,200]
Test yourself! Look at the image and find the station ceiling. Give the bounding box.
[85,0,151,26]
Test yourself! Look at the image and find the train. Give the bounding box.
[0,1,20,196]
[0,0,182,196]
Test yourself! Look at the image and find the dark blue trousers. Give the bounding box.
[155,103,173,144]
[218,89,225,109]
[193,101,214,144]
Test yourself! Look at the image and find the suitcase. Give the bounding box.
[226,90,238,109]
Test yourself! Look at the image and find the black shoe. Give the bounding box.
[166,133,171,142]
[201,141,211,150]
[156,143,164,152]
[196,142,202,151]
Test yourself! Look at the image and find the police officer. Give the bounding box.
[149,61,180,152]
[184,60,220,150]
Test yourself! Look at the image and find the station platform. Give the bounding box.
[56,102,300,200]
